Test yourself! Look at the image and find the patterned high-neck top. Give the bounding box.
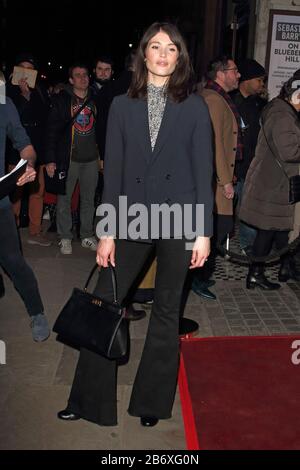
[147,82,167,151]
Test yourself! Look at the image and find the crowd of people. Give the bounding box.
[1,20,300,428]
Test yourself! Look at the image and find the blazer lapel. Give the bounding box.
[131,99,152,163]
[150,99,181,165]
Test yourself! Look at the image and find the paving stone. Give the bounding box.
[262,320,282,326]
[245,319,263,327]
[222,303,239,309]
[229,327,250,336]
[254,309,273,315]
[259,313,278,319]
[227,319,244,327]
[280,319,300,326]
[267,327,287,334]
[239,307,256,314]
[275,312,294,318]
[212,326,231,336]
[286,326,300,332]
[224,313,242,320]
[242,314,260,320]
[248,327,269,335]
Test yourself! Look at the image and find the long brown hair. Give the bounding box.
[128,22,193,103]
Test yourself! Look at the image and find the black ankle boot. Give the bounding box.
[278,255,300,282]
[247,265,281,290]
[278,256,290,282]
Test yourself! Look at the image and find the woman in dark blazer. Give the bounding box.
[58,22,213,427]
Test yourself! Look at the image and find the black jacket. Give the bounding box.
[93,72,133,158]
[99,93,214,240]
[44,88,100,170]
[231,89,266,180]
[6,81,50,165]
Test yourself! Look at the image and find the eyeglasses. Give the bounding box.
[223,67,239,73]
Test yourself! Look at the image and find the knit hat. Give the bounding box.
[15,53,38,69]
[238,59,266,82]
[292,69,300,82]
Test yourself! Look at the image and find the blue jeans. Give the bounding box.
[235,180,257,250]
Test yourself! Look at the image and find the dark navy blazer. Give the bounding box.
[100,92,214,240]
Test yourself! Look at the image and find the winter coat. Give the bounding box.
[6,81,50,165]
[239,98,300,231]
[200,88,238,215]
[44,88,100,170]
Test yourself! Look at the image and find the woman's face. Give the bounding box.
[145,30,179,85]
[290,89,300,112]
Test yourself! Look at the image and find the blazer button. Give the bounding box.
[136,177,141,183]
[233,147,237,151]
[231,163,234,167]
[165,174,171,180]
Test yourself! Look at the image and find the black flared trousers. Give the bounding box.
[67,238,192,425]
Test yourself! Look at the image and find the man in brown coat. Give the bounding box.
[192,56,241,300]
[201,55,241,240]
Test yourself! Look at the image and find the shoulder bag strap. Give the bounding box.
[261,115,289,181]
[68,96,93,129]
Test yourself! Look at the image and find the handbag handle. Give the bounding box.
[84,263,119,304]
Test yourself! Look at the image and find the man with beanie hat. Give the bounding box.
[238,59,266,87]
[231,58,267,254]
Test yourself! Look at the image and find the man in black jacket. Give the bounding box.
[45,63,100,255]
[231,59,266,254]
[6,53,51,246]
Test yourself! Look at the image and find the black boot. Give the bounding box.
[246,264,281,290]
[278,255,300,282]
[191,278,216,300]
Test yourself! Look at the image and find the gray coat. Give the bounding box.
[239,98,300,231]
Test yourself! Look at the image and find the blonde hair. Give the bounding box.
[0,70,6,83]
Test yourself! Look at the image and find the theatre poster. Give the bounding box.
[266,10,300,99]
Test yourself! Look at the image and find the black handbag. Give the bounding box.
[53,264,128,359]
[262,118,300,204]
[43,167,67,195]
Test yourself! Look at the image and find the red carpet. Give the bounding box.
[179,336,300,450]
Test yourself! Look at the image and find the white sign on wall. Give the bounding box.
[266,11,300,99]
